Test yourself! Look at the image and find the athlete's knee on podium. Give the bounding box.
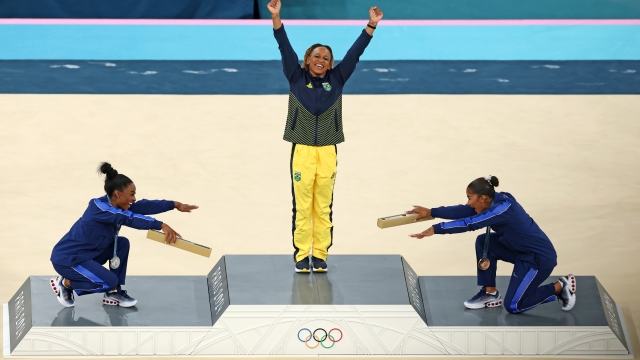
[503,296,519,314]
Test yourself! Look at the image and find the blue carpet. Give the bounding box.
[1,60,638,94]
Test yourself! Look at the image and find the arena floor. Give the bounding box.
[1,94,639,359]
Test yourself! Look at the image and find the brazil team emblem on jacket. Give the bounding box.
[322,82,332,91]
[294,171,302,182]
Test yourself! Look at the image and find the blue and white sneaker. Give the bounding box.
[464,288,503,309]
[50,276,74,308]
[103,289,138,307]
[312,256,328,273]
[295,258,311,273]
[558,274,576,311]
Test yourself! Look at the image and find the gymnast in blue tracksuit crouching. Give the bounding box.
[50,162,197,308]
[408,175,576,313]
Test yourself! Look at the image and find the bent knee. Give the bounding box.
[117,236,130,249]
[103,274,119,291]
[503,300,521,314]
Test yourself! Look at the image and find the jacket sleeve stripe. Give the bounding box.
[93,199,156,223]
[440,201,511,229]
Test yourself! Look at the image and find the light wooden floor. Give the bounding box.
[1,94,639,360]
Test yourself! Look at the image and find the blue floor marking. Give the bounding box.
[1,60,638,94]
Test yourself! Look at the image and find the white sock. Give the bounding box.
[487,290,497,295]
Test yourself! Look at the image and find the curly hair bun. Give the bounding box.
[98,162,118,180]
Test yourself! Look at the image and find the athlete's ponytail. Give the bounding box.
[97,162,133,196]
[468,175,499,198]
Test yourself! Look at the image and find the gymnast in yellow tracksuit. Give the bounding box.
[267,0,383,272]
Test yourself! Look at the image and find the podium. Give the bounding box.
[4,255,631,356]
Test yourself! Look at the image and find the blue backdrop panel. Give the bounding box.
[0,60,638,94]
[1,0,639,19]
[256,0,640,20]
[1,25,639,60]
[0,0,255,19]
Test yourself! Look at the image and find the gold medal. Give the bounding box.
[478,258,490,271]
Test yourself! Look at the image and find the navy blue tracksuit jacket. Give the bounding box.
[51,196,174,267]
[431,192,559,313]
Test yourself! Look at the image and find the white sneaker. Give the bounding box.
[464,288,503,309]
[50,276,74,308]
[103,289,137,307]
[558,274,576,311]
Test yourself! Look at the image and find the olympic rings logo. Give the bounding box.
[297,328,343,349]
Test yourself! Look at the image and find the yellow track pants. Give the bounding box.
[290,144,337,263]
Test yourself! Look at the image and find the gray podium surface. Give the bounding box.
[30,276,212,327]
[224,255,410,305]
[420,276,608,327]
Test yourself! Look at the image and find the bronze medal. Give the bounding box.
[478,258,490,271]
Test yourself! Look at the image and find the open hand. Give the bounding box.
[409,226,434,239]
[369,6,383,24]
[175,201,199,213]
[406,205,431,222]
[267,0,281,15]
[161,223,181,245]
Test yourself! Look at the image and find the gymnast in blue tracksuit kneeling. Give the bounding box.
[408,176,576,313]
[50,162,198,308]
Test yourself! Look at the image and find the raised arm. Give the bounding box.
[333,6,383,84]
[268,0,302,82]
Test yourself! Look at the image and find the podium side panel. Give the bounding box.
[401,257,427,324]
[207,256,230,326]
[596,277,628,351]
[8,277,32,353]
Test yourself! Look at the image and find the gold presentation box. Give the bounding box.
[146,229,212,258]
[377,213,434,229]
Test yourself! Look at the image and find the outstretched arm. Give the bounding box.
[334,6,383,84]
[410,201,511,239]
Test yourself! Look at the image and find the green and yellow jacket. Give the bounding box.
[273,25,372,146]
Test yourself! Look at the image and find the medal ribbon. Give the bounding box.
[106,195,120,264]
[482,226,490,260]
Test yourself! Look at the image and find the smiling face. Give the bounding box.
[112,183,137,211]
[305,46,332,77]
[466,188,492,214]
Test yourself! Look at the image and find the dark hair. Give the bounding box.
[97,162,133,196]
[302,43,335,70]
[468,175,500,198]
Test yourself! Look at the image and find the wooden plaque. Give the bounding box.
[377,213,434,229]
[146,229,212,258]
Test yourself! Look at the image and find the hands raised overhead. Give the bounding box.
[267,0,281,15]
[369,6,383,24]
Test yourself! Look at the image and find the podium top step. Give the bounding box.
[222,254,411,305]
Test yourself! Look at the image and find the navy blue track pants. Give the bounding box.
[52,236,130,296]
[475,233,557,314]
